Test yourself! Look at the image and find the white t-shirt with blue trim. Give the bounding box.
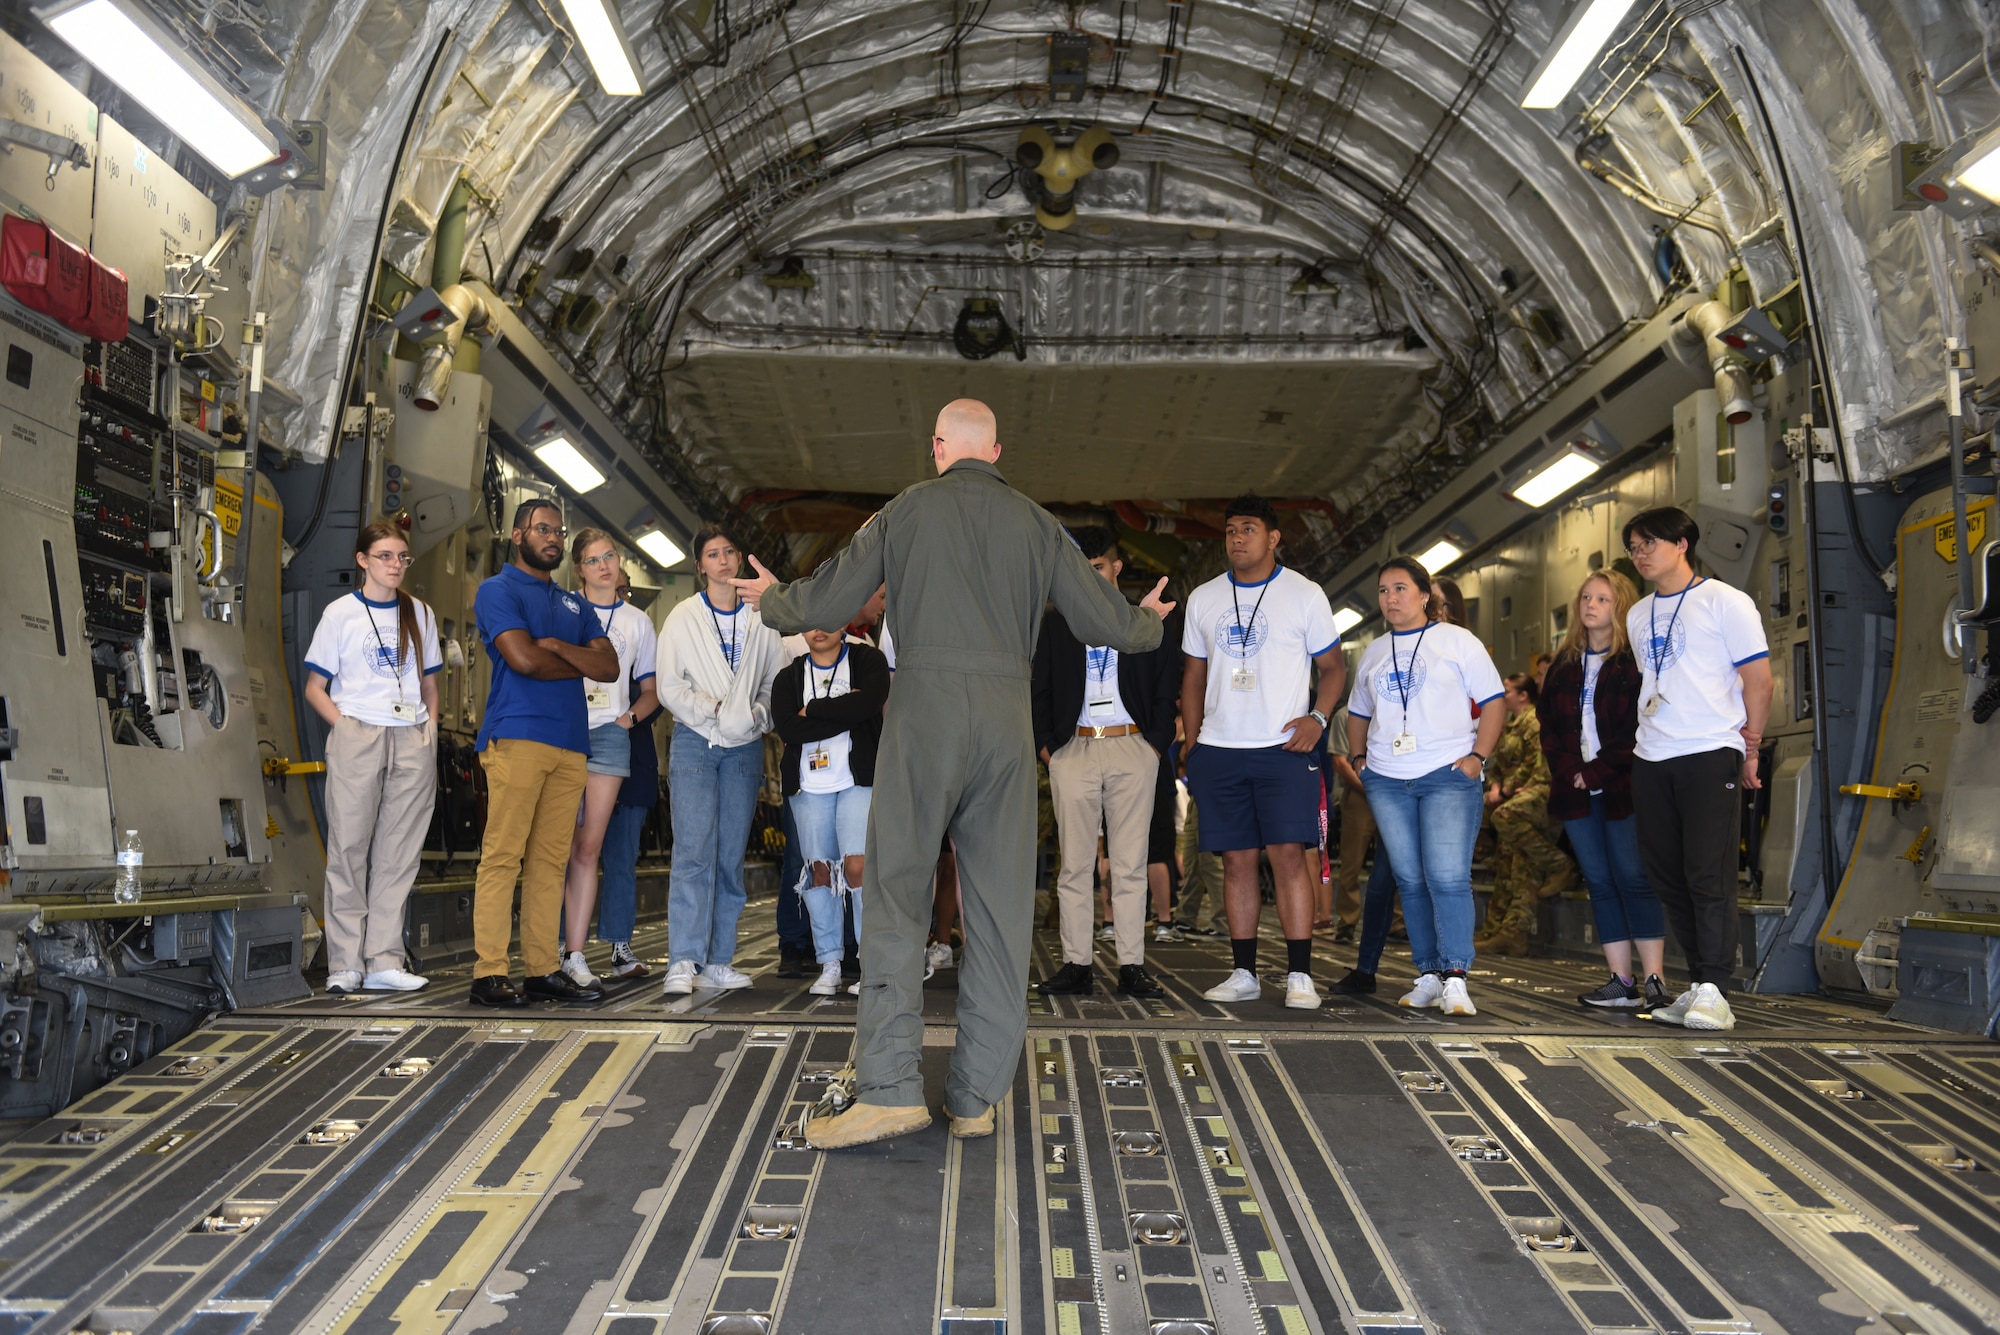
[1349,621,1505,780]
[585,598,659,729]
[1627,577,1769,761]
[304,592,444,727]
[1182,565,1339,750]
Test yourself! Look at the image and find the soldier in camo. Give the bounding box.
[1477,673,1574,955]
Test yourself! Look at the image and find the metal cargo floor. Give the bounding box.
[3,916,1997,1334]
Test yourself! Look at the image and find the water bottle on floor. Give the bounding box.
[115,830,142,905]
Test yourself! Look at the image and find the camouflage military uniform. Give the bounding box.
[1482,706,1567,939]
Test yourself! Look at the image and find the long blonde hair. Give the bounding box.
[1553,569,1637,668]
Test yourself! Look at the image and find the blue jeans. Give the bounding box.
[1354,838,1400,975]
[1361,763,1484,974]
[777,801,810,951]
[596,802,647,944]
[792,786,872,963]
[667,724,763,967]
[1564,795,1664,945]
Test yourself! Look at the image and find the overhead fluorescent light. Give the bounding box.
[533,437,606,492]
[1331,606,1365,637]
[39,0,280,177]
[1949,125,2000,205]
[1510,450,1604,508]
[557,0,644,96]
[1519,0,1641,110]
[1416,539,1463,572]
[635,529,685,567]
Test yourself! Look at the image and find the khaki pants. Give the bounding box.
[1048,733,1156,967]
[475,738,588,978]
[1336,788,1373,928]
[322,717,437,974]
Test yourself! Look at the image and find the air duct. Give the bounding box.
[411,175,492,412]
[1678,299,1756,425]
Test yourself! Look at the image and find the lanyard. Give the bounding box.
[1231,569,1275,649]
[1390,622,1432,729]
[808,646,846,700]
[361,595,406,701]
[707,593,740,672]
[1647,578,1702,680]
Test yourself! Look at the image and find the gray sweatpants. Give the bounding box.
[322,716,437,973]
[858,670,1037,1118]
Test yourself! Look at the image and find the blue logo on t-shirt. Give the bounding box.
[370,643,405,678]
[1376,651,1428,701]
[1213,610,1270,661]
[562,594,582,614]
[1647,616,1689,673]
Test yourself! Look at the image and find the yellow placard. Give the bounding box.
[215,479,242,537]
[1933,508,1986,563]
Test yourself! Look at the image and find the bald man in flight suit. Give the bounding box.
[735,399,1174,1147]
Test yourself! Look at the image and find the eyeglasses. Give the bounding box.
[1626,536,1664,557]
[365,551,415,567]
[525,523,567,540]
[579,552,620,569]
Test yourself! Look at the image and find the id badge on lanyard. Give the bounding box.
[1230,667,1257,692]
[808,747,831,772]
[390,700,418,722]
[586,682,612,710]
[1088,694,1118,718]
[1391,732,1417,755]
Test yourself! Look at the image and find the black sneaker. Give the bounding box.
[1118,964,1166,998]
[1641,974,1672,1011]
[1182,922,1223,938]
[470,975,526,1008]
[1578,974,1642,1008]
[1332,922,1356,945]
[1036,962,1095,995]
[525,971,603,1003]
[775,944,809,979]
[1330,967,1377,995]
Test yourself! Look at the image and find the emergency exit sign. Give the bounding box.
[1934,508,1987,563]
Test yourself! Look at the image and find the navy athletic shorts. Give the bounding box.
[1184,743,1322,853]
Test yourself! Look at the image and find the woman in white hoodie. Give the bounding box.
[657,524,785,995]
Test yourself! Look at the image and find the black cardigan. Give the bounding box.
[1031,605,1181,759]
[772,642,891,796]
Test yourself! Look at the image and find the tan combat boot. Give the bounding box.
[949,1105,996,1139]
[803,1101,932,1149]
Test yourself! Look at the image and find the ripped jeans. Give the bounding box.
[790,784,872,963]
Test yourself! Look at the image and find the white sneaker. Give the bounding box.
[1154,923,1184,943]
[1647,987,1696,1026]
[363,967,428,992]
[1203,968,1262,1003]
[698,962,753,990]
[1284,973,1321,1010]
[1440,975,1477,1016]
[926,942,954,973]
[663,959,700,996]
[809,962,844,996]
[560,951,598,989]
[326,970,361,995]
[1097,923,1117,941]
[1683,982,1736,1031]
[1399,973,1445,1009]
[846,980,862,995]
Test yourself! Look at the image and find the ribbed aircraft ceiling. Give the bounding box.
[27,0,1990,575]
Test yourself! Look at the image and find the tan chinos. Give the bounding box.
[474,737,588,978]
[1049,733,1157,966]
[322,717,438,974]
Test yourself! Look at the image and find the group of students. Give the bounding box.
[1315,504,1771,1029]
[304,498,891,1008]
[306,492,1770,1034]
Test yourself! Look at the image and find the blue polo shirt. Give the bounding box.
[475,563,606,753]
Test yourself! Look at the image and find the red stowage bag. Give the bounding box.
[87,256,129,342]
[1,213,91,328]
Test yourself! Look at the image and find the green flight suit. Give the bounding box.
[759,458,1163,1116]
[1484,706,1564,936]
